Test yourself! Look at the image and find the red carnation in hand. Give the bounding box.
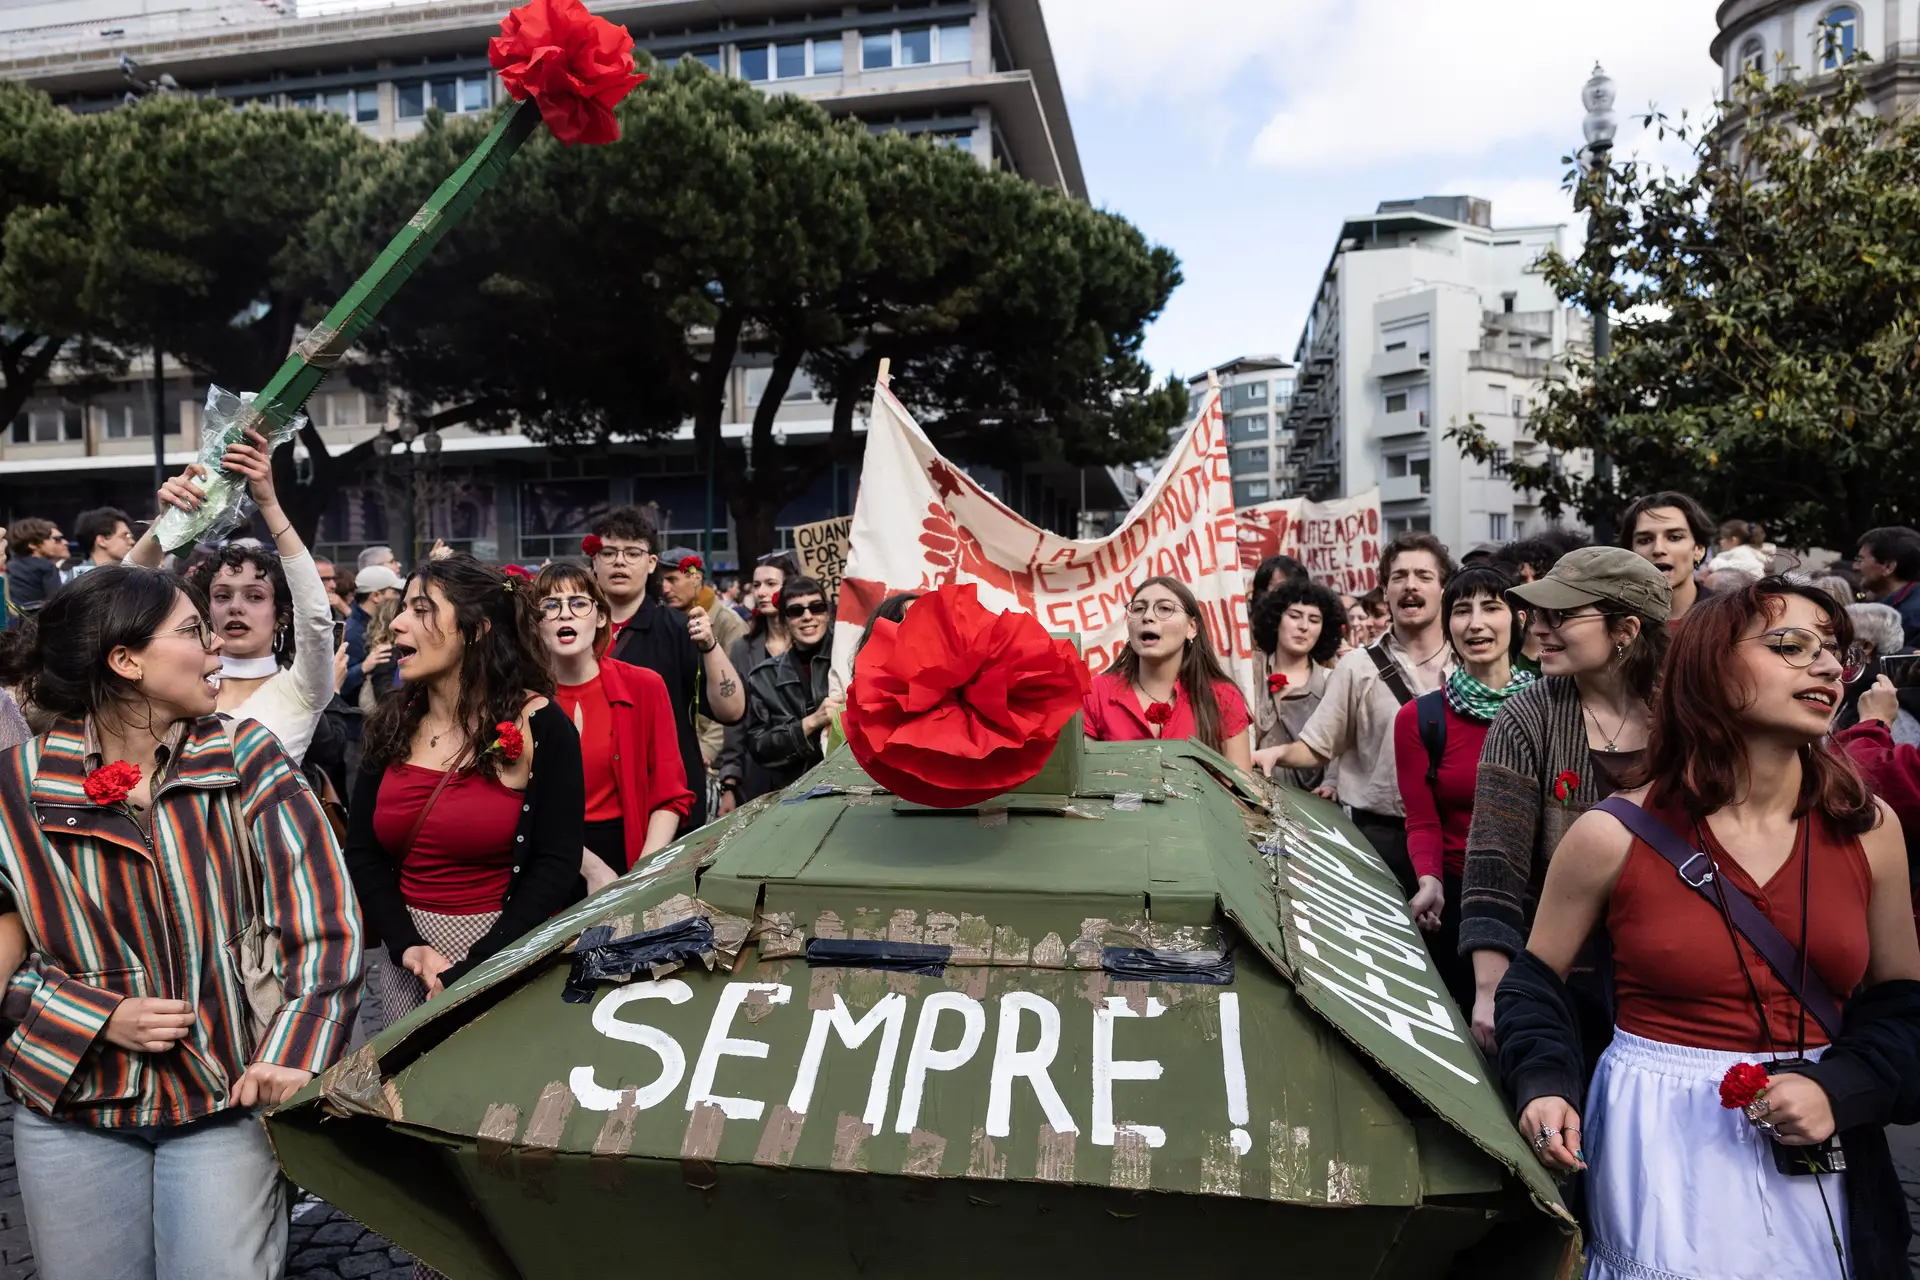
[677,555,702,574]
[1720,1062,1770,1111]
[83,760,141,808]
[1267,672,1289,693]
[842,582,1090,808]
[489,0,645,146]
[580,534,603,557]
[1552,769,1580,805]
[493,720,526,762]
[1144,701,1175,727]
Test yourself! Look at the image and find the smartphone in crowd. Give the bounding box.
[1879,653,1920,689]
[332,619,347,650]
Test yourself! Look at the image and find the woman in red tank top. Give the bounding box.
[1499,578,1920,1280]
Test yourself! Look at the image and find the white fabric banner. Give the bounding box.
[1236,490,1384,595]
[833,383,1253,693]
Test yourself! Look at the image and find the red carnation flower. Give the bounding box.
[503,563,533,581]
[580,534,603,557]
[489,0,646,147]
[83,760,141,808]
[677,555,702,574]
[841,582,1090,808]
[493,720,526,762]
[1144,701,1175,727]
[1720,1062,1770,1111]
[1552,769,1580,805]
[1267,672,1289,693]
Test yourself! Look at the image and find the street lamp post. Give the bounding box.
[1581,63,1619,544]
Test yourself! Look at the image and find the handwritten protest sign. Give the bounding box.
[793,515,852,601]
[833,383,1251,692]
[1236,490,1383,595]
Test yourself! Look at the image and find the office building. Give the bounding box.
[1185,356,1295,508]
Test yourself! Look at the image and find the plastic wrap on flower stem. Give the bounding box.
[151,386,304,553]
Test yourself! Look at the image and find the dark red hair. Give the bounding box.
[1644,577,1875,833]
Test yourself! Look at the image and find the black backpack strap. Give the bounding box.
[1414,689,1447,787]
[1366,640,1416,707]
[1592,796,1842,1041]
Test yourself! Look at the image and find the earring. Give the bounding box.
[1614,643,1626,659]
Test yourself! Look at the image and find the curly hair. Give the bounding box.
[187,542,294,669]
[360,553,553,779]
[1250,578,1344,667]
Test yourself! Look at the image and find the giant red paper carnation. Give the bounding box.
[489,0,645,146]
[842,582,1090,808]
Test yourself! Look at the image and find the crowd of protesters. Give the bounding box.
[1,459,1920,1277]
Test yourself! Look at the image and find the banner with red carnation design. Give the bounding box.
[833,382,1253,697]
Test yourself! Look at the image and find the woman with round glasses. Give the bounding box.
[1459,547,1673,1057]
[1082,577,1254,770]
[744,576,841,792]
[533,564,693,892]
[1499,577,1918,1280]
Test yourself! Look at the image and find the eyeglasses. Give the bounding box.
[1744,627,1866,682]
[1533,606,1607,631]
[595,546,652,565]
[1126,600,1188,621]
[150,617,217,649]
[539,595,597,619]
[783,600,830,619]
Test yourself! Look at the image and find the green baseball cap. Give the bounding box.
[1509,545,1672,622]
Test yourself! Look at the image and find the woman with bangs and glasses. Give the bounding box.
[744,576,842,791]
[1497,579,1920,1280]
[1459,547,1672,1059]
[1082,577,1254,771]
[533,564,693,894]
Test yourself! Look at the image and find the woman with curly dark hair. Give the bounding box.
[1249,577,1344,791]
[343,554,583,1019]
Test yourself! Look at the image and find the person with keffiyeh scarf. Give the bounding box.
[1395,564,1533,1016]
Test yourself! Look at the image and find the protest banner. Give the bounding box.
[834,381,1251,693]
[1237,490,1383,595]
[793,515,853,601]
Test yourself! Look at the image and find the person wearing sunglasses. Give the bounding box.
[533,564,693,893]
[1498,577,1920,1280]
[0,565,361,1277]
[744,576,841,790]
[1459,546,1671,1060]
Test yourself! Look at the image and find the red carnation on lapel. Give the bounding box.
[1267,672,1289,693]
[492,721,526,762]
[1144,701,1175,727]
[84,761,141,808]
[489,0,645,147]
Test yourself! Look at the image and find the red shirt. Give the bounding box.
[375,764,523,914]
[1393,698,1488,882]
[555,674,621,821]
[1081,671,1251,749]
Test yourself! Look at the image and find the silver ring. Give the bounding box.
[1755,1119,1779,1137]
[1536,1126,1559,1140]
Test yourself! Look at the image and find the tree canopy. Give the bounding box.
[305,58,1185,564]
[1450,61,1920,548]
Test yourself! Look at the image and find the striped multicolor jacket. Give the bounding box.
[0,715,362,1127]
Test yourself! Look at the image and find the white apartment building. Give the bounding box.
[1184,356,1295,508]
[1283,196,1591,552]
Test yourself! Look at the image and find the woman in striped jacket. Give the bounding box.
[0,566,363,1279]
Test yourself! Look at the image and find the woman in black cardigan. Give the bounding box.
[342,555,583,1015]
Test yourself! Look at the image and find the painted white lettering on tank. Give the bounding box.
[1307,965,1478,1084]
[787,992,908,1134]
[686,982,793,1121]
[1217,992,1251,1154]
[569,979,693,1112]
[894,991,986,1134]
[985,992,1077,1138]
[1092,995,1166,1148]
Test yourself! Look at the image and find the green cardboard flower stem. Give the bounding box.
[156,99,543,551]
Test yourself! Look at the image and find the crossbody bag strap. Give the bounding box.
[1366,641,1416,707]
[1593,795,1843,1040]
[400,767,459,859]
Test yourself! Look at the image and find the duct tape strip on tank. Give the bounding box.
[562,917,717,1003]
[803,938,953,975]
[1099,947,1236,985]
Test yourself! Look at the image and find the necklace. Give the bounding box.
[1582,700,1628,753]
[1393,633,1447,668]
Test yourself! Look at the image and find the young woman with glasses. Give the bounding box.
[1499,579,1919,1280]
[0,566,360,1277]
[1459,547,1673,1057]
[743,576,841,791]
[343,555,584,1022]
[1082,576,1254,771]
[714,552,800,813]
[533,564,693,892]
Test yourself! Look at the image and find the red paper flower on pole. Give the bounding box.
[1719,1062,1770,1111]
[1267,672,1289,693]
[84,761,141,808]
[842,582,1090,808]
[580,534,603,557]
[489,0,645,147]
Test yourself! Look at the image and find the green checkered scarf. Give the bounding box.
[1443,665,1535,724]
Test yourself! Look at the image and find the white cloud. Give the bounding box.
[1040,0,1297,104]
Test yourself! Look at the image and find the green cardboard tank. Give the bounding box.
[268,729,1580,1279]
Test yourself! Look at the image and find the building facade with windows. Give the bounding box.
[1185,356,1295,508]
[0,0,1085,567]
[1714,0,1920,111]
[1282,196,1590,551]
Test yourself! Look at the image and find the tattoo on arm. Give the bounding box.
[718,675,737,698]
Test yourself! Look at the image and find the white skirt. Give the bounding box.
[1585,1029,1851,1280]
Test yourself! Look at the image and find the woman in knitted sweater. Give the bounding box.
[1458,547,1671,1055]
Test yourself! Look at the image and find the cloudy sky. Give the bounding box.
[1039,0,1723,380]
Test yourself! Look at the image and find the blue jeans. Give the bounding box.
[13,1104,286,1280]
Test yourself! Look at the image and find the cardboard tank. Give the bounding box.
[269,731,1580,1279]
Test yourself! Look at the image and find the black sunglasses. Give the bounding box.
[783,600,830,619]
